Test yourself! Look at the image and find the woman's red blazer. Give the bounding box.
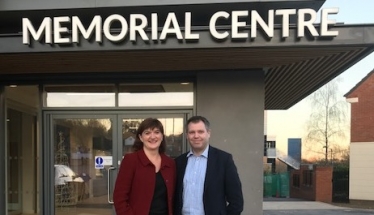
[113,149,176,215]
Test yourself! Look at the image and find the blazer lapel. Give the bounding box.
[204,147,216,192]
[180,155,188,178]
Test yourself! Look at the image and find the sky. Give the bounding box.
[266,0,374,159]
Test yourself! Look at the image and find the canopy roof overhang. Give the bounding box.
[1,2,374,110]
[1,24,374,110]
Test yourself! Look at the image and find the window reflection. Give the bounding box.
[119,83,193,107]
[44,83,194,107]
[53,118,113,213]
[119,92,193,107]
[122,117,184,158]
[47,93,115,107]
[45,85,116,107]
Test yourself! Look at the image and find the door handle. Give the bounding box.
[108,166,116,204]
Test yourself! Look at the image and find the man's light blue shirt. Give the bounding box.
[182,145,209,215]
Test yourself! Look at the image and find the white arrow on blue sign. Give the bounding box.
[95,156,104,169]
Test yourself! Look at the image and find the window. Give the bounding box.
[45,84,115,107]
[44,82,194,107]
[118,83,193,107]
[302,170,313,187]
[292,174,300,187]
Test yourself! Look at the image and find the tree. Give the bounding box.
[305,79,348,164]
[331,144,350,170]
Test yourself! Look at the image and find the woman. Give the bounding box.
[113,118,176,215]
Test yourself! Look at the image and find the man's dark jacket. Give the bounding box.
[174,146,244,215]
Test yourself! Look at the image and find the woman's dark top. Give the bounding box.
[149,171,168,215]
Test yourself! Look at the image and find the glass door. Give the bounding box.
[45,112,189,215]
[119,114,186,158]
[51,116,116,215]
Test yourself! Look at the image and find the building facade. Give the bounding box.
[1,0,374,214]
[288,138,302,164]
[345,69,374,203]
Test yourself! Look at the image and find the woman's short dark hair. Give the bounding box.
[132,118,166,153]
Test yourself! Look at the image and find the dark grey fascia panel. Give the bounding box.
[0,0,325,11]
[1,25,374,54]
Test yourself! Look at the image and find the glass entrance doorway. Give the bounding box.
[45,112,188,215]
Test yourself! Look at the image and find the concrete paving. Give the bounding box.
[263,198,374,215]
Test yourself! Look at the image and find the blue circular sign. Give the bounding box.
[95,157,104,165]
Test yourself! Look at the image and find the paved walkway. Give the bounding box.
[263,198,374,215]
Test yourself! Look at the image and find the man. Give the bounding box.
[174,116,244,215]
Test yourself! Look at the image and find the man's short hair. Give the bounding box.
[186,116,210,130]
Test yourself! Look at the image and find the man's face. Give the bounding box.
[187,121,210,153]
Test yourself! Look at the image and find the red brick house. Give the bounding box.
[345,69,374,202]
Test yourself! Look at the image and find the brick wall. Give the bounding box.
[290,165,332,203]
[346,70,374,202]
[315,166,333,202]
[347,71,374,142]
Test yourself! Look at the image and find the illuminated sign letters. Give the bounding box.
[22,8,339,45]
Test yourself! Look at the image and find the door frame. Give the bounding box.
[42,110,192,215]
[6,102,38,215]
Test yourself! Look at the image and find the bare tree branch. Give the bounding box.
[305,79,348,164]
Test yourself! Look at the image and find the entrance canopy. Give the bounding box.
[1,1,374,110]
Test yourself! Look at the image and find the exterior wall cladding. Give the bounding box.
[346,70,374,142]
[346,70,374,202]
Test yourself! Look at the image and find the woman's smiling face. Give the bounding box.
[139,127,163,151]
